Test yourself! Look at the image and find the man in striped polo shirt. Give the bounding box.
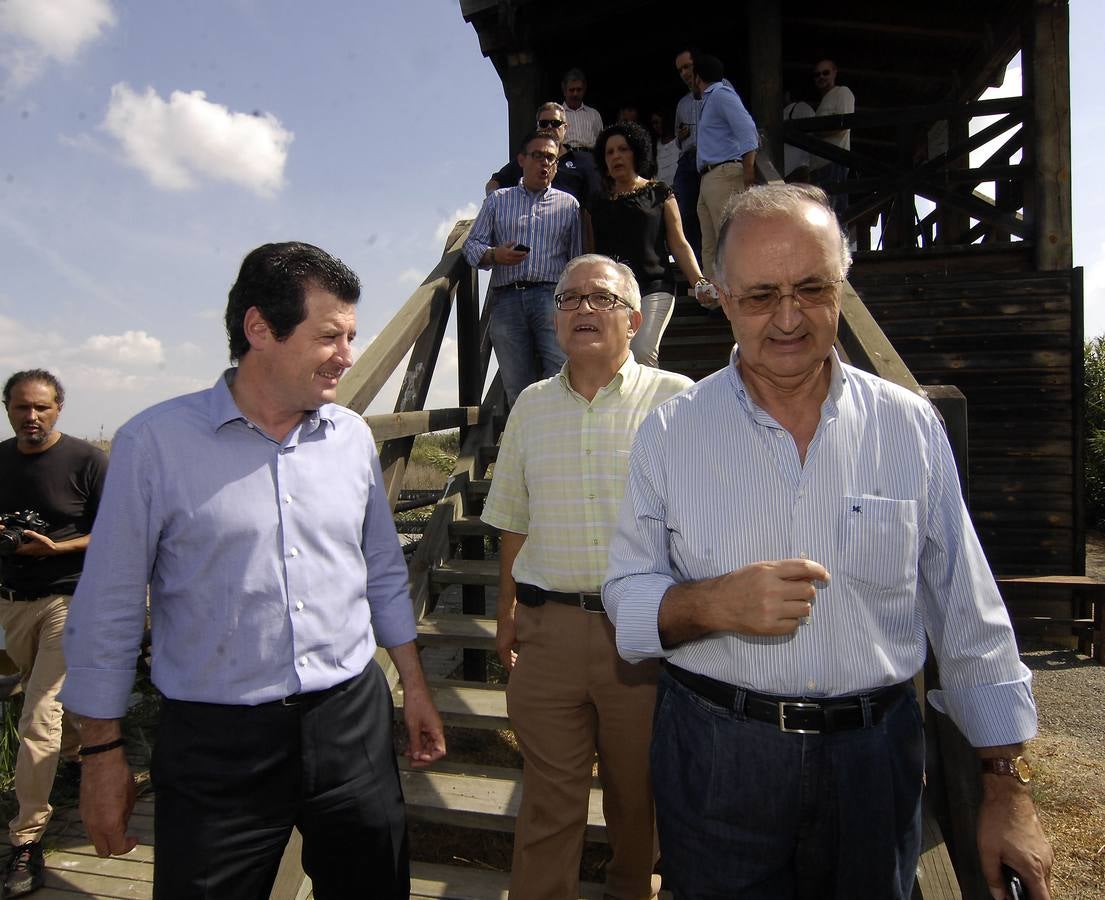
[464,131,582,405]
[482,255,691,899]
[604,184,1053,899]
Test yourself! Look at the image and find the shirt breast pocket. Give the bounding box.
[839,495,918,593]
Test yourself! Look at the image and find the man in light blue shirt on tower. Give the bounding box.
[692,53,759,281]
[604,184,1053,900]
[61,241,445,900]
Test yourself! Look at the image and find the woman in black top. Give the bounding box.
[590,121,707,366]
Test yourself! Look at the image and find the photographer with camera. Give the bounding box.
[0,369,106,897]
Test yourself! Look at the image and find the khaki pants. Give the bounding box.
[506,601,660,900]
[696,161,747,278]
[0,594,81,845]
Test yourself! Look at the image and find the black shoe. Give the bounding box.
[3,842,43,898]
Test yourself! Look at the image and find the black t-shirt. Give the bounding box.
[490,147,601,209]
[590,180,675,295]
[0,434,107,595]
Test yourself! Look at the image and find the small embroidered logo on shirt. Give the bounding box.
[851,504,862,514]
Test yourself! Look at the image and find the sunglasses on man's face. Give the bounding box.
[538,119,566,129]
[814,69,832,77]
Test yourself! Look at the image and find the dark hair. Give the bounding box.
[561,67,587,88]
[694,54,724,84]
[593,121,655,182]
[3,369,64,407]
[225,242,361,362]
[517,130,558,155]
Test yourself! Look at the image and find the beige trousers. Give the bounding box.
[0,594,81,845]
[506,600,660,900]
[696,161,747,278]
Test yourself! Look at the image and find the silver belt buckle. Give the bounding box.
[778,701,820,734]
[578,592,603,613]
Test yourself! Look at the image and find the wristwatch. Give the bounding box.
[979,755,1033,783]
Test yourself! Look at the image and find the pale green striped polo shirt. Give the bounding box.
[482,355,692,592]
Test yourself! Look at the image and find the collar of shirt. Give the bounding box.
[726,346,846,423]
[556,353,638,401]
[207,368,332,439]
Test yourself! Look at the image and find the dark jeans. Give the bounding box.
[487,283,566,405]
[151,662,409,900]
[651,669,923,900]
[672,152,702,264]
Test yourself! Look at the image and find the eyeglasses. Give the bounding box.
[527,151,558,164]
[814,69,832,77]
[554,291,630,311]
[727,279,844,316]
[538,119,566,129]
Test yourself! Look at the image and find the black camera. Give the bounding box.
[0,511,49,556]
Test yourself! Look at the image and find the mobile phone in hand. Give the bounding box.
[1003,865,1027,900]
[513,243,530,253]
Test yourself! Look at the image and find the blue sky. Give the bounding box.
[0,0,1101,438]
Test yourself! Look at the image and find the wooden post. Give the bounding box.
[503,51,540,159]
[1025,0,1073,270]
[744,0,782,174]
[456,262,482,448]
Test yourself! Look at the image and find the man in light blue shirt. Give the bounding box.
[692,54,759,280]
[672,49,703,262]
[464,131,582,405]
[604,185,1053,899]
[62,242,446,899]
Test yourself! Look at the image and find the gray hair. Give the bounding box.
[714,183,852,284]
[537,101,567,118]
[554,254,641,311]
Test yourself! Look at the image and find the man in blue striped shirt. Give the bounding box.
[604,184,1053,899]
[463,132,582,404]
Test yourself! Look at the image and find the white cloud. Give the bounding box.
[81,330,165,367]
[0,0,115,86]
[434,203,480,245]
[102,83,294,196]
[396,268,423,287]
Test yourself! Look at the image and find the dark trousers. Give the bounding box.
[672,152,702,264]
[151,662,409,900]
[651,669,924,900]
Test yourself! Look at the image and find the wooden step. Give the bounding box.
[449,515,498,537]
[468,480,492,498]
[395,679,509,729]
[410,861,604,899]
[401,762,607,842]
[417,613,498,651]
[432,559,497,587]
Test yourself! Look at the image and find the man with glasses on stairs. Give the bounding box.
[482,254,691,899]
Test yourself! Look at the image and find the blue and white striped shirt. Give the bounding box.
[463,183,582,288]
[603,349,1036,748]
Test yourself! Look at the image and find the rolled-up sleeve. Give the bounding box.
[918,411,1037,747]
[60,427,156,719]
[603,416,677,663]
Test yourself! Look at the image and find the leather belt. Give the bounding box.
[701,159,738,174]
[666,663,908,734]
[516,582,605,613]
[0,586,50,603]
[497,280,555,291]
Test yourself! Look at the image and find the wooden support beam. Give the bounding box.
[744,0,782,174]
[1025,0,1073,270]
[364,407,481,442]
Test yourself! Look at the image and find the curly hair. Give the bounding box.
[593,120,655,183]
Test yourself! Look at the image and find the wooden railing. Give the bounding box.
[784,97,1028,254]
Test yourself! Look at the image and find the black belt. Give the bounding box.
[497,280,555,291]
[516,582,605,613]
[0,586,51,603]
[701,159,738,174]
[666,664,908,735]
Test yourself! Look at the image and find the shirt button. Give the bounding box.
[588,494,596,500]
[592,539,599,546]
[585,449,592,455]
[295,600,304,611]
[283,495,293,504]
[289,547,299,558]
[806,679,816,690]
[247,423,255,430]
[298,656,308,667]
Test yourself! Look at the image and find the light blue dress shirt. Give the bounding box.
[695,81,760,172]
[603,349,1037,748]
[60,371,417,718]
[462,184,582,287]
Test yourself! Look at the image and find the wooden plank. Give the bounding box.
[45,849,153,882]
[432,559,498,587]
[42,867,152,899]
[365,407,481,442]
[401,767,607,842]
[418,614,498,650]
[449,515,498,537]
[269,828,307,900]
[396,680,509,730]
[410,861,606,900]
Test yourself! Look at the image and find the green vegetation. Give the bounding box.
[1085,337,1105,528]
